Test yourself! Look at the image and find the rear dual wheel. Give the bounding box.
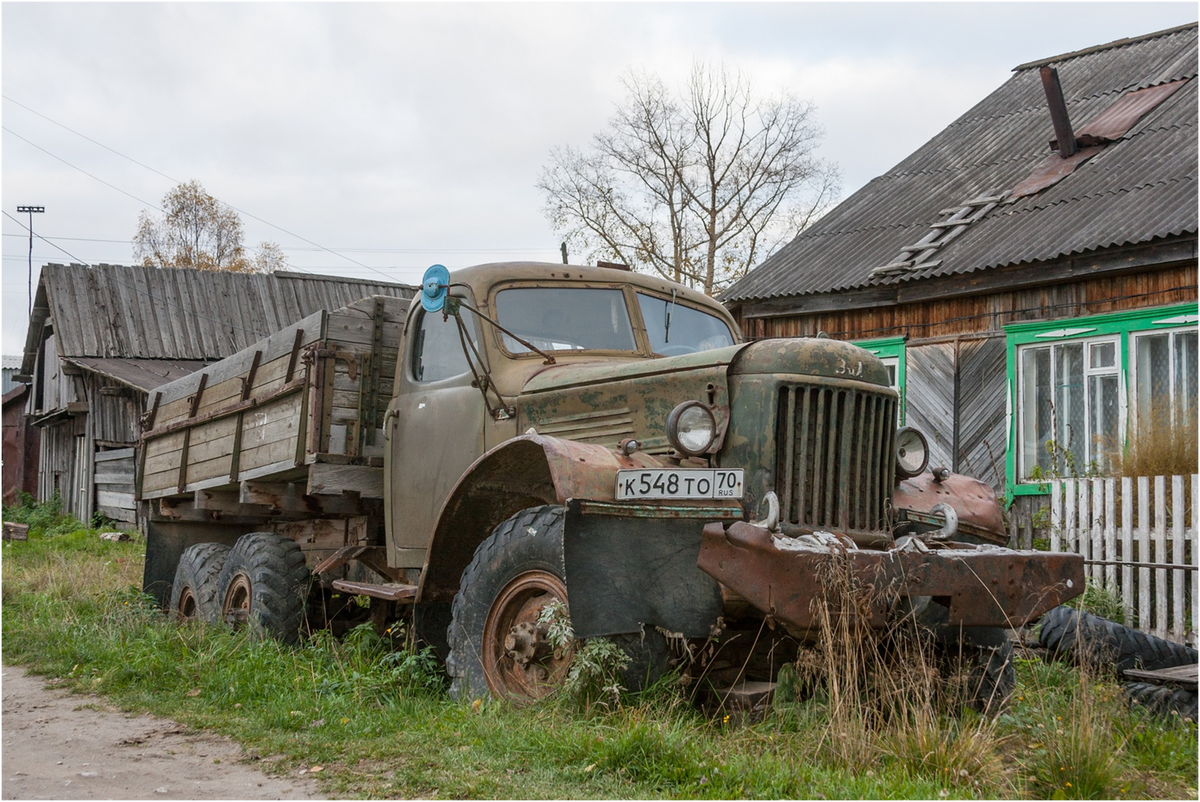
[170,542,231,624]
[217,532,310,644]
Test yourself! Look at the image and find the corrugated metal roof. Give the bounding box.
[723,24,1198,306]
[29,264,415,365]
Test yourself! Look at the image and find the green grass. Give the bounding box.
[3,502,1197,799]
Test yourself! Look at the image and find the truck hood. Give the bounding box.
[520,343,747,394]
[728,338,891,387]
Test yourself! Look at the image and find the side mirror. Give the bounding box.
[420,264,450,313]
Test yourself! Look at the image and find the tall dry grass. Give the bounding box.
[1112,407,1198,479]
[785,550,1011,791]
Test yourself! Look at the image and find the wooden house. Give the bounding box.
[16,263,414,525]
[721,24,1198,521]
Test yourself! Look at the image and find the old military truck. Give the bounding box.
[140,261,1084,705]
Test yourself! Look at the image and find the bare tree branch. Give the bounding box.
[540,62,840,295]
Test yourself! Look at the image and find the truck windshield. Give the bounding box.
[495,287,637,353]
[636,292,735,355]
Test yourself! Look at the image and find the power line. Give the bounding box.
[0,231,554,255]
[2,126,165,212]
[1,100,399,282]
[1,210,410,339]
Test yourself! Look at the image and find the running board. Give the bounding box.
[330,579,417,602]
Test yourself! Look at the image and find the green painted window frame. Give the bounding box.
[853,335,907,425]
[1004,302,1198,500]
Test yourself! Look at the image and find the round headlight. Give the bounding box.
[895,426,930,478]
[666,401,716,456]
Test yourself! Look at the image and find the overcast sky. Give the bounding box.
[3,1,1196,356]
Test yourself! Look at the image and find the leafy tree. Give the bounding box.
[133,180,286,272]
[539,63,840,295]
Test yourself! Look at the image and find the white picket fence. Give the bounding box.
[1047,475,1198,645]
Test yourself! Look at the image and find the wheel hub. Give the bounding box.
[482,570,573,699]
[222,573,252,627]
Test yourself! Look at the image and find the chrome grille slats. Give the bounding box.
[775,384,896,539]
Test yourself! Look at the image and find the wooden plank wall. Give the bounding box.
[956,338,1007,488]
[34,334,80,415]
[90,376,143,446]
[904,343,956,473]
[895,337,1008,490]
[38,422,75,508]
[740,264,1197,342]
[94,447,136,523]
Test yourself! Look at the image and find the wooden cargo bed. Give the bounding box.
[140,295,407,506]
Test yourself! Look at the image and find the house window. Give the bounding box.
[1005,303,1197,494]
[1132,328,1197,431]
[1017,336,1120,478]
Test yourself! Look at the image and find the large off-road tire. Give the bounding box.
[217,532,309,644]
[447,506,575,701]
[446,505,672,701]
[913,600,1014,714]
[1038,606,1198,673]
[1122,681,1198,722]
[169,543,230,624]
[940,627,1015,715]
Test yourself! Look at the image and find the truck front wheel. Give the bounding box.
[447,506,575,701]
[217,532,309,644]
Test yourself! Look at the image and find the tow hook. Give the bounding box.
[927,502,959,541]
[752,491,780,531]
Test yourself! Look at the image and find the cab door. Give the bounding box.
[384,300,486,568]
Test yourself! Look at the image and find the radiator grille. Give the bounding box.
[775,384,897,538]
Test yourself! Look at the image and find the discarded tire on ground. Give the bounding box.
[1038,606,1198,673]
[217,532,310,644]
[1123,681,1198,722]
[169,542,231,624]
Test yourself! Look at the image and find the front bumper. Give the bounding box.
[699,520,1084,633]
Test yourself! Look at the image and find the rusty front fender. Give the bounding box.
[894,470,1007,545]
[698,520,1084,634]
[418,433,725,603]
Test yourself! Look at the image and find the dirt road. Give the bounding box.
[2,666,326,800]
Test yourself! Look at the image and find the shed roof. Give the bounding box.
[21,263,415,378]
[722,23,1198,307]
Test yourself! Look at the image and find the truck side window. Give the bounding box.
[412,310,473,382]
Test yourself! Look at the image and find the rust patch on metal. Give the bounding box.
[893,470,1006,544]
[698,520,1084,633]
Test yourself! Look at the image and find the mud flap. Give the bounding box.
[562,499,727,639]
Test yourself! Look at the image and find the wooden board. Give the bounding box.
[1124,663,1198,690]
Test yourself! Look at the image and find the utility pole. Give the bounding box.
[17,205,44,315]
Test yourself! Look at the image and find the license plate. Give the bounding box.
[615,468,744,500]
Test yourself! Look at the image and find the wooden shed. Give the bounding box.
[721,25,1197,520]
[2,382,39,505]
[16,263,414,525]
